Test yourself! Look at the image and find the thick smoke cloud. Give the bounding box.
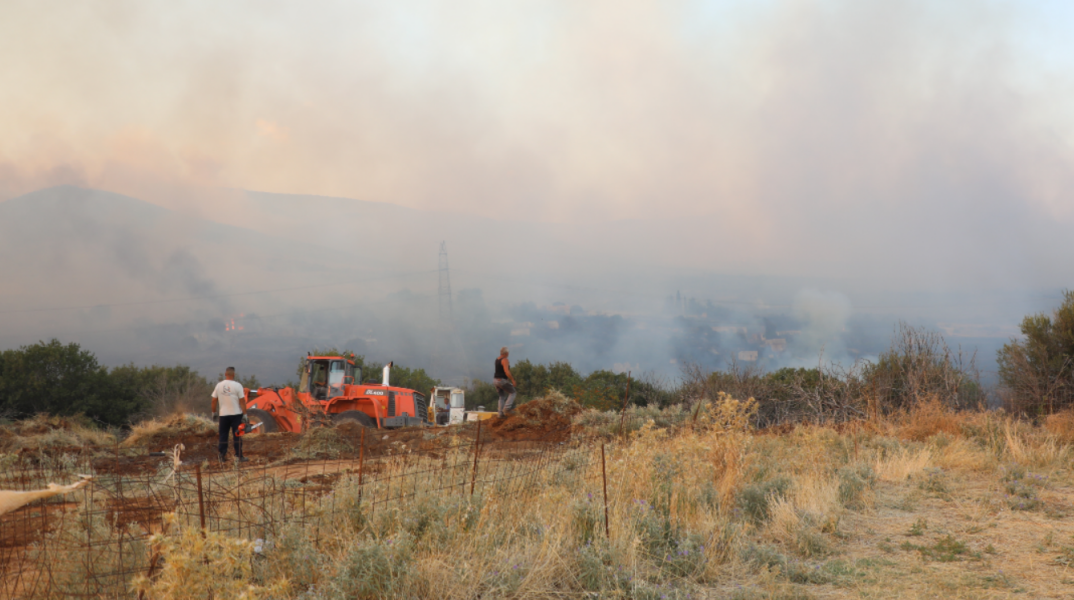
[0,1,1071,385]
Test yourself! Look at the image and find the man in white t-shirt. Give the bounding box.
[211,366,248,462]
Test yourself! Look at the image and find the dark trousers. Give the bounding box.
[218,414,244,458]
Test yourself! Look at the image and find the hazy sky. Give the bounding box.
[3,1,1074,305]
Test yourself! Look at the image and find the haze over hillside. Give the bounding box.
[0,185,1053,386]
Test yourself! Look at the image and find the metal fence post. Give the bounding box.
[358,426,366,504]
[601,442,610,539]
[470,419,482,497]
[195,463,206,534]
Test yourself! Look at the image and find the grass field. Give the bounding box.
[128,396,1074,599]
[5,394,1074,599]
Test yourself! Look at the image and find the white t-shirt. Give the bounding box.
[212,380,245,417]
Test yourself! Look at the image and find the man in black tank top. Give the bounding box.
[494,347,517,418]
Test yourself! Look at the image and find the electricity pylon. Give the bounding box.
[432,242,468,386]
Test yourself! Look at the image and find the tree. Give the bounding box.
[0,339,147,425]
[510,360,583,400]
[113,364,212,417]
[998,290,1074,413]
[862,322,982,412]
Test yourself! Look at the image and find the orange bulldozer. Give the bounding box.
[242,355,430,434]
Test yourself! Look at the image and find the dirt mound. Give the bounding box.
[122,413,216,449]
[83,402,576,475]
[0,414,116,452]
[490,392,582,442]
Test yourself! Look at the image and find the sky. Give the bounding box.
[2,0,1073,382]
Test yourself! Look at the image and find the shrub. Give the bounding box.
[1044,409,1074,442]
[837,465,875,510]
[325,534,417,599]
[737,477,792,524]
[863,323,984,413]
[740,543,832,584]
[998,290,1074,414]
[1000,465,1046,511]
[0,339,141,425]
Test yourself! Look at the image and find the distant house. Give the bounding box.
[765,338,787,352]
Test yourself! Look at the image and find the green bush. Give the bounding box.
[0,339,147,425]
[494,360,675,410]
[998,290,1074,414]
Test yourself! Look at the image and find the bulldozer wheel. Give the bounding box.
[246,409,279,434]
[332,410,375,428]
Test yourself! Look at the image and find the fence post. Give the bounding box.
[115,469,124,581]
[470,418,482,497]
[84,481,92,589]
[618,371,632,438]
[358,426,366,504]
[195,463,206,534]
[601,442,610,539]
[692,395,706,424]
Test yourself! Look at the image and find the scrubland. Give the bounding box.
[115,395,1074,600]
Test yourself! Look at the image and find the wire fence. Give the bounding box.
[0,419,610,599]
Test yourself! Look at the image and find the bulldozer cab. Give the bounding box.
[301,357,356,401]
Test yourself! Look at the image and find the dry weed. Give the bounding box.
[1002,421,1069,467]
[874,447,932,482]
[0,414,116,451]
[132,515,289,599]
[930,437,992,472]
[898,397,964,441]
[122,413,214,448]
[1044,409,1074,443]
[766,475,840,532]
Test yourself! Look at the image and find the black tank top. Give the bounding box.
[494,357,507,379]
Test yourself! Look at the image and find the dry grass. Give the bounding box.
[121,413,215,448]
[14,395,1074,599]
[897,396,963,441]
[0,414,116,452]
[1044,409,1074,443]
[874,447,933,482]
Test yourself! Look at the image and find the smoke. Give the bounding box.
[791,289,854,366]
[1,1,1072,384]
